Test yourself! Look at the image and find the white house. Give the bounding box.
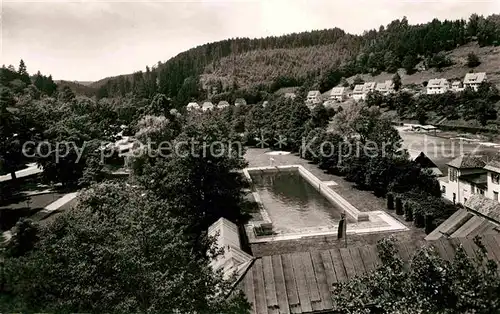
[484,160,500,202]
[217,101,230,109]
[329,87,346,101]
[234,98,247,106]
[352,84,365,101]
[451,81,464,93]
[201,101,214,111]
[439,155,487,205]
[427,78,450,94]
[207,218,253,280]
[375,80,394,95]
[352,82,376,101]
[306,90,322,105]
[464,72,487,91]
[186,102,200,112]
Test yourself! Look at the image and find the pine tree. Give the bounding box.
[18,59,30,84]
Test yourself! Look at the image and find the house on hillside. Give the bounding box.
[234,98,247,106]
[186,102,200,112]
[306,90,322,105]
[284,92,296,100]
[208,218,253,280]
[329,87,346,101]
[427,78,450,95]
[375,80,394,95]
[439,155,487,205]
[451,81,464,92]
[464,72,487,91]
[352,82,376,101]
[352,84,365,101]
[201,101,214,111]
[217,101,230,109]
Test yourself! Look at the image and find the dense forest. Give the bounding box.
[89,13,500,107]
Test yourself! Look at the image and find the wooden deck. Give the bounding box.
[237,234,500,314]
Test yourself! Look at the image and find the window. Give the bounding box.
[492,173,500,184]
[441,185,446,194]
[495,191,499,201]
[453,193,456,204]
[449,168,458,182]
[464,197,467,204]
[480,189,485,195]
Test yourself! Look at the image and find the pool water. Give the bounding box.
[251,171,354,234]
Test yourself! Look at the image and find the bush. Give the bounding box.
[414,212,425,228]
[424,214,435,234]
[387,193,394,210]
[395,197,403,215]
[404,202,413,221]
[467,53,481,68]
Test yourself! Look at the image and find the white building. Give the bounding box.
[352,84,365,101]
[202,102,214,111]
[329,87,346,101]
[284,92,296,100]
[427,78,450,94]
[375,80,394,95]
[484,160,500,202]
[464,72,487,91]
[217,100,230,110]
[352,82,376,101]
[451,81,464,93]
[439,155,487,205]
[186,102,200,112]
[207,218,253,280]
[234,98,247,106]
[306,90,322,105]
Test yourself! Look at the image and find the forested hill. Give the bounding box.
[92,14,500,106]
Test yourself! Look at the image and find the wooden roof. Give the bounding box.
[236,235,500,314]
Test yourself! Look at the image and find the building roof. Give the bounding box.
[208,218,253,280]
[447,154,486,169]
[452,81,462,87]
[202,102,214,110]
[217,101,230,108]
[236,235,500,314]
[307,90,321,97]
[363,82,376,91]
[464,72,487,84]
[329,87,345,96]
[465,194,500,222]
[414,152,439,169]
[428,78,449,88]
[375,80,394,92]
[186,102,200,109]
[426,195,500,241]
[284,93,296,99]
[235,98,247,106]
[484,160,500,174]
[353,84,365,93]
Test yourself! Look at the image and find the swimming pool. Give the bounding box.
[250,171,354,234]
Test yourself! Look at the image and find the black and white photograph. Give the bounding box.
[1,0,500,312]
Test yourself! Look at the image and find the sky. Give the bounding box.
[2,0,499,82]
